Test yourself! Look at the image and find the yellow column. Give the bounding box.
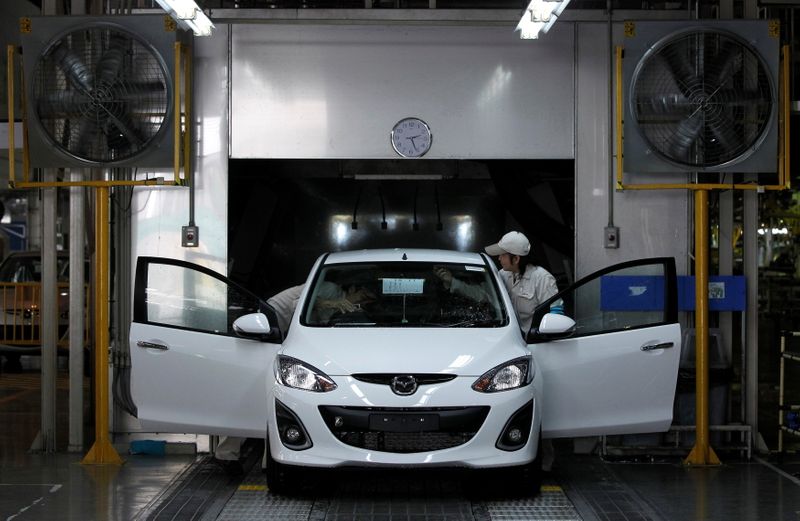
[82,186,124,465]
[684,188,721,466]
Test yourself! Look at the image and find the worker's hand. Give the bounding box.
[433,267,453,289]
[317,298,357,314]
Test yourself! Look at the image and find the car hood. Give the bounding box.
[281,326,528,376]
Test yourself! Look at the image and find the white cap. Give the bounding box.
[485,231,531,257]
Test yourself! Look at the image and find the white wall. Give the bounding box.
[231,23,575,159]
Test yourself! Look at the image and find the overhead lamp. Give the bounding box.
[515,0,571,40]
[155,0,215,36]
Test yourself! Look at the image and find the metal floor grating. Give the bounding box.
[215,465,584,521]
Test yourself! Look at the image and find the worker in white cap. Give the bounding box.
[487,231,560,474]
[483,231,559,333]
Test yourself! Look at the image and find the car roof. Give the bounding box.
[323,248,487,265]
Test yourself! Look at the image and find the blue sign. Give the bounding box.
[677,276,746,311]
[600,275,666,311]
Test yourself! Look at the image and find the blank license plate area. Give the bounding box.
[369,413,439,432]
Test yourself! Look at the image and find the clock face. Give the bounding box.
[391,118,432,158]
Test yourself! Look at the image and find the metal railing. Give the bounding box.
[0,282,90,348]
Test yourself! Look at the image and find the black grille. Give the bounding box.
[319,405,489,454]
[351,374,457,385]
[334,431,476,453]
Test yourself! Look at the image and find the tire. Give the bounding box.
[264,439,296,495]
[509,430,543,497]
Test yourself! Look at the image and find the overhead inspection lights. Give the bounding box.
[515,0,571,39]
[155,0,215,36]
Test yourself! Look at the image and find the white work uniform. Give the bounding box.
[267,284,305,332]
[498,264,558,333]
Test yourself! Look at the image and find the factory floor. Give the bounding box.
[3,364,800,521]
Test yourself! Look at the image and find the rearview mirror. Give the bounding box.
[233,312,273,341]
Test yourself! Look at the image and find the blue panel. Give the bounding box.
[600,276,665,311]
[677,276,746,311]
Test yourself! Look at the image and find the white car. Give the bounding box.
[130,249,681,495]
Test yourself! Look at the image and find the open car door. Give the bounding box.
[529,257,681,438]
[129,257,281,437]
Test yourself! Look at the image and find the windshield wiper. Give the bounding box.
[424,319,500,327]
[331,322,377,327]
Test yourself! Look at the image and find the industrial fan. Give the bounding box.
[622,21,779,173]
[21,16,177,167]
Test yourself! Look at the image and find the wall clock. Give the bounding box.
[390,117,432,158]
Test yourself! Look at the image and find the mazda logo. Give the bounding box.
[391,375,418,396]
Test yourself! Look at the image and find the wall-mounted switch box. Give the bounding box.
[604,226,620,249]
[182,225,199,248]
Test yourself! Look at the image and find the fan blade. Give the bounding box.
[707,42,741,89]
[111,81,168,105]
[660,47,698,99]
[636,93,691,116]
[51,43,94,94]
[706,112,742,156]
[102,109,144,148]
[668,111,703,162]
[96,36,127,86]
[36,91,90,117]
[714,89,767,106]
[70,117,99,159]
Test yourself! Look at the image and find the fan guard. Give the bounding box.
[630,29,774,169]
[32,25,170,164]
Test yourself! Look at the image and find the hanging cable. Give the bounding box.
[351,184,362,230]
[378,182,388,229]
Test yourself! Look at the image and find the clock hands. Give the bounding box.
[406,134,421,151]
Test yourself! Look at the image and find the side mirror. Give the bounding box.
[527,313,575,342]
[233,313,274,341]
[538,313,576,335]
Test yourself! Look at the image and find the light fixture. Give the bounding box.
[155,0,215,36]
[515,0,571,40]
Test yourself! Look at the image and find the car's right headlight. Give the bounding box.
[472,356,533,393]
[275,355,337,392]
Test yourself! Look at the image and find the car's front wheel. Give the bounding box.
[264,439,296,495]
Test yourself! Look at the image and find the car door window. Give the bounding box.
[533,258,677,338]
[140,261,261,335]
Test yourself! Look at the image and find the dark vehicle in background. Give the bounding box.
[0,251,89,372]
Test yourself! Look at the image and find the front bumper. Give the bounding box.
[268,375,540,469]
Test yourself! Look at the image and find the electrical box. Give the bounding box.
[182,225,199,248]
[604,226,619,249]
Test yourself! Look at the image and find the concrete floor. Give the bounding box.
[3,364,800,521]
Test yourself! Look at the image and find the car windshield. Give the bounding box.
[301,261,508,328]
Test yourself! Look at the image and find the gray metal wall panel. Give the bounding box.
[575,22,689,279]
[230,23,575,159]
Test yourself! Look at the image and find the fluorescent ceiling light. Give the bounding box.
[155,0,215,36]
[515,0,571,39]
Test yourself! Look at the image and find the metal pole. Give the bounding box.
[685,189,721,466]
[68,171,85,453]
[744,187,760,450]
[82,186,123,465]
[39,169,58,453]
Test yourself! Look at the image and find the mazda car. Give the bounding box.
[129,249,681,495]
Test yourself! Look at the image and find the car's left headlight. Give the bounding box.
[472,356,534,393]
[275,355,337,392]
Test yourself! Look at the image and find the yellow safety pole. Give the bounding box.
[82,186,124,465]
[684,188,721,466]
[7,45,15,187]
[174,41,182,181]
